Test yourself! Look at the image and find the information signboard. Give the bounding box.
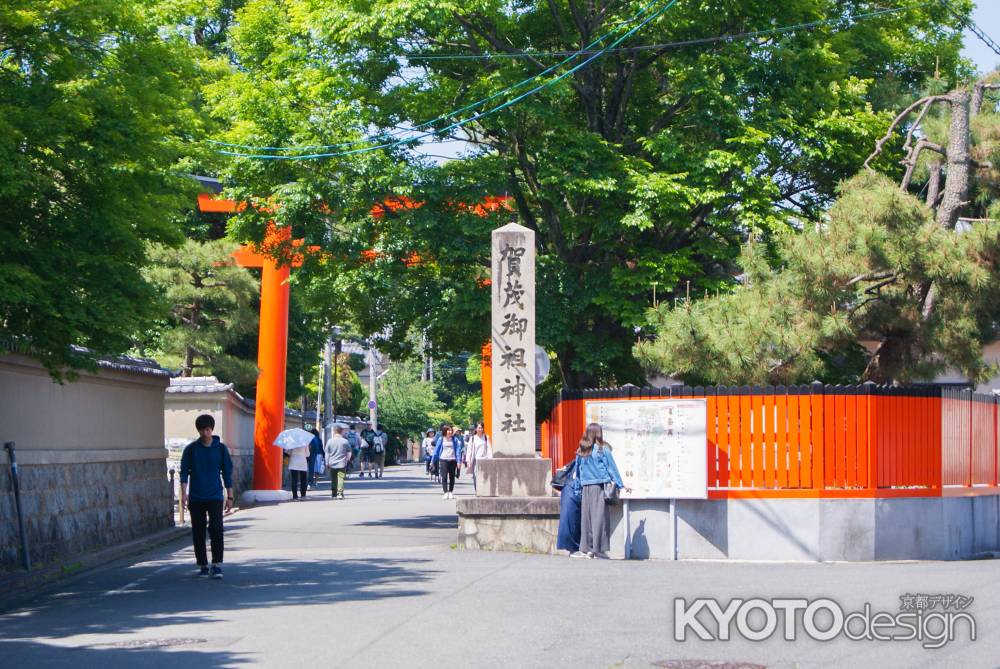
[584,399,708,499]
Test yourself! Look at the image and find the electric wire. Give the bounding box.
[218,0,681,160]
[403,5,921,61]
[208,0,668,153]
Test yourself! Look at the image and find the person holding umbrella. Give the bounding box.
[273,427,315,500]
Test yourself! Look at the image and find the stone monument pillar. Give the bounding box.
[456,223,558,553]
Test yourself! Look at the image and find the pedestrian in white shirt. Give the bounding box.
[287,444,309,500]
[466,423,492,493]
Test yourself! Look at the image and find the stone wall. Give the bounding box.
[0,459,172,569]
[0,354,172,572]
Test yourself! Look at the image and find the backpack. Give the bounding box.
[373,433,385,453]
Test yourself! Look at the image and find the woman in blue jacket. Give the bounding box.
[576,423,624,558]
[432,425,464,499]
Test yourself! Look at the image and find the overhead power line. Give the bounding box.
[217,0,682,160]
[404,5,920,61]
[938,0,1000,58]
[209,0,669,154]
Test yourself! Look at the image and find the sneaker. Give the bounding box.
[198,565,210,577]
[442,492,449,500]
[569,551,588,559]
[448,492,454,499]
[587,552,596,559]
[210,565,223,579]
[338,493,345,499]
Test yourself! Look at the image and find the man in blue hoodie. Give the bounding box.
[180,414,234,579]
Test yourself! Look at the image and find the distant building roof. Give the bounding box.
[167,376,237,394]
[0,337,175,378]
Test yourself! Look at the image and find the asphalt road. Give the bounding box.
[1,463,997,668]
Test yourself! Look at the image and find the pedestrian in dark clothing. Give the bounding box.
[556,459,582,555]
[180,414,234,579]
[307,428,323,486]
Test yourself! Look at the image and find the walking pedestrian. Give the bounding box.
[359,422,377,478]
[372,423,388,479]
[307,427,323,487]
[576,423,625,559]
[346,424,361,477]
[180,414,233,579]
[287,440,309,500]
[325,424,353,499]
[422,429,436,476]
[432,425,464,499]
[465,423,491,492]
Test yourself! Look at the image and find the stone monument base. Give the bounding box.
[475,457,552,497]
[240,489,293,505]
[456,496,560,554]
[457,457,557,553]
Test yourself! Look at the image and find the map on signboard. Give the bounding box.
[585,399,708,499]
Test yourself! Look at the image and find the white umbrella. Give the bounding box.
[273,427,314,450]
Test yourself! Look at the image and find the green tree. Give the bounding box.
[377,360,444,439]
[144,239,260,381]
[0,0,210,375]
[637,77,1000,386]
[208,0,971,390]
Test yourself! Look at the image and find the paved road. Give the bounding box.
[1,463,997,668]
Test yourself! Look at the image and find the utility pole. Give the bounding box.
[299,373,306,428]
[323,338,333,442]
[368,342,377,428]
[332,338,341,425]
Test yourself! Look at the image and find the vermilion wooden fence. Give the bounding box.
[540,385,1000,499]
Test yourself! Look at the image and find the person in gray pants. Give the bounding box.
[325,425,353,499]
[574,423,626,558]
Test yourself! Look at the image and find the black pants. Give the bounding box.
[440,460,457,493]
[290,470,307,498]
[189,499,224,566]
[307,453,317,484]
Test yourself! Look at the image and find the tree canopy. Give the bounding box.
[0,0,209,374]
[209,0,972,389]
[637,77,1000,386]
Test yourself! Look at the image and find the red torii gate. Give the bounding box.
[197,191,509,497]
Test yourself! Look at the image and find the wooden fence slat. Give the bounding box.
[776,393,788,488]
[752,394,765,488]
[811,391,825,489]
[763,393,776,488]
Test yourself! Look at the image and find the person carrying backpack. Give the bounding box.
[359,423,377,478]
[369,424,388,479]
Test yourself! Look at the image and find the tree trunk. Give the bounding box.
[183,345,195,377]
[926,159,942,207]
[935,89,972,230]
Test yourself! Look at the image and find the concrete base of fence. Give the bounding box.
[456,497,560,554]
[609,495,1000,561]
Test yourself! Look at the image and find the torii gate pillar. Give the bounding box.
[199,194,292,502]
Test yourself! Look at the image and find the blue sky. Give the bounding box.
[963,2,999,73]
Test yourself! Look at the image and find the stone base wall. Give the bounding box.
[456,497,560,554]
[0,458,172,572]
[610,495,1000,561]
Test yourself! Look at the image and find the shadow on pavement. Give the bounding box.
[353,515,458,530]
[0,640,250,669]
[0,557,439,641]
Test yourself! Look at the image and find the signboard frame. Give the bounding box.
[584,398,708,500]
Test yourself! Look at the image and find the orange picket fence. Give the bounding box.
[540,384,1000,499]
